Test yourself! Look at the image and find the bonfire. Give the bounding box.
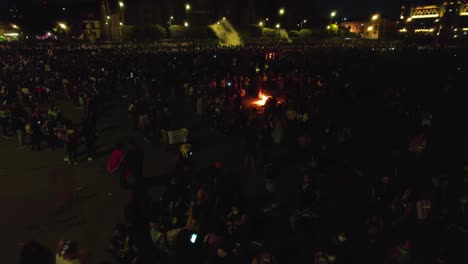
[254,91,271,107]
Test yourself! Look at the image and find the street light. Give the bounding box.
[106,16,110,20]
[367,26,373,31]
[259,21,263,27]
[184,21,189,27]
[222,17,226,20]
[11,24,19,29]
[58,22,67,30]
[372,14,379,21]
[119,22,123,26]
[330,11,337,24]
[276,23,280,29]
[119,1,124,7]
[279,8,285,16]
[185,3,191,11]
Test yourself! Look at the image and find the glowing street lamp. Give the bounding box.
[119,1,124,8]
[184,21,189,27]
[259,21,263,27]
[119,22,123,26]
[372,14,379,21]
[276,23,280,29]
[222,17,226,20]
[11,24,19,29]
[58,22,67,30]
[407,17,412,22]
[327,25,331,29]
[279,8,285,16]
[330,11,336,18]
[367,26,374,31]
[185,4,191,11]
[106,16,110,20]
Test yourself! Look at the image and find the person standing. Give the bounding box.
[82,118,96,161]
[64,121,78,165]
[0,105,11,138]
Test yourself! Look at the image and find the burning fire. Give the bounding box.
[254,91,271,106]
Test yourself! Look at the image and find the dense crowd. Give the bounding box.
[4,44,467,264]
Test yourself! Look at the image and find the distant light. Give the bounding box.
[343,17,347,21]
[435,19,439,22]
[185,4,191,11]
[119,1,124,7]
[259,21,263,26]
[279,8,285,16]
[58,22,67,30]
[184,21,189,27]
[331,11,336,18]
[265,18,269,21]
[400,15,404,19]
[170,16,174,20]
[407,17,412,22]
[105,22,108,25]
[367,26,373,31]
[327,25,331,29]
[11,24,19,29]
[303,19,307,23]
[297,24,300,27]
[372,14,379,21]
[276,23,280,28]
[119,22,123,26]
[106,16,110,19]
[62,7,66,11]
[217,22,220,25]
[222,17,226,20]
[4,33,19,36]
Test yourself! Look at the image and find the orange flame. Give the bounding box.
[254,91,271,106]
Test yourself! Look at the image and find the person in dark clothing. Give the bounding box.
[46,118,59,150]
[243,120,258,169]
[19,241,54,264]
[0,105,10,137]
[30,117,42,151]
[64,121,78,165]
[83,119,97,161]
[124,141,144,189]
[207,240,237,264]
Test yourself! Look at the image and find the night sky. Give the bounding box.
[0,0,405,32]
[1,0,405,18]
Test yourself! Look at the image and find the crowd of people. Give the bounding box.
[5,43,467,263]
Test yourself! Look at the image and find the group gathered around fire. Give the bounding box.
[3,43,467,264]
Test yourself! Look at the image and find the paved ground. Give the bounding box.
[0,92,306,263]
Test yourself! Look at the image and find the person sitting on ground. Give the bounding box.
[290,172,320,232]
[55,240,87,264]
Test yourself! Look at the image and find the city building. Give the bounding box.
[98,0,260,41]
[341,15,396,39]
[341,21,367,35]
[82,19,102,42]
[398,0,468,40]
